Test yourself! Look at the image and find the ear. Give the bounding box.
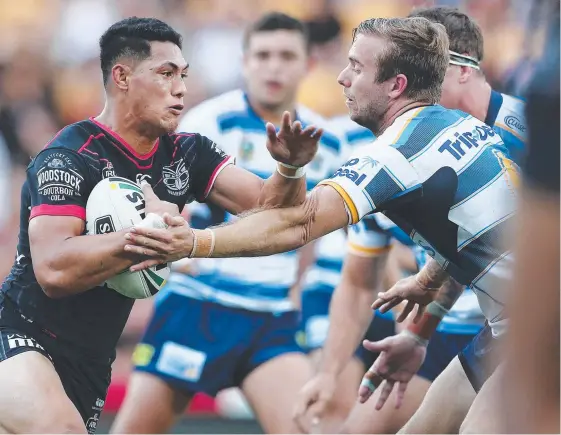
[388,73,408,99]
[458,65,474,84]
[111,63,131,91]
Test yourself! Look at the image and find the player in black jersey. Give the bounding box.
[0,17,322,434]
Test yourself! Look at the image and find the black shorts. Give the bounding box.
[458,324,500,393]
[0,304,111,434]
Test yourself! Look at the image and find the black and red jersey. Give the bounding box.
[0,118,232,360]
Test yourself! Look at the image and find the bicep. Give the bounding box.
[29,215,84,266]
[206,165,265,215]
[304,184,351,242]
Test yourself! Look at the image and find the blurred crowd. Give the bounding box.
[0,0,540,415]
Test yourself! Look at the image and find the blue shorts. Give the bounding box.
[300,289,396,368]
[417,329,478,382]
[133,291,302,397]
[458,324,499,392]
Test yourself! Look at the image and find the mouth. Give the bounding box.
[169,104,184,116]
[265,80,283,92]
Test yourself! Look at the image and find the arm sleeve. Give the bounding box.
[189,134,234,202]
[347,216,392,257]
[27,148,92,221]
[318,145,420,224]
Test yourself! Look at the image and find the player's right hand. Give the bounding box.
[141,181,180,217]
[359,332,427,409]
[293,372,337,433]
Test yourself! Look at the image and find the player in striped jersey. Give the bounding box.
[112,13,340,434]
[126,17,520,433]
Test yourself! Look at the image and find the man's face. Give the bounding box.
[243,30,309,110]
[337,34,392,134]
[126,41,188,135]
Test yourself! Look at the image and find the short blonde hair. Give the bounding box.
[353,17,449,104]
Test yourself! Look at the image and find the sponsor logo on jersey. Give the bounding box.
[162,159,190,196]
[156,342,206,382]
[504,115,526,133]
[102,161,115,178]
[37,153,84,201]
[438,124,496,161]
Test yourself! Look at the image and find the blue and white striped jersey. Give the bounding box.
[166,89,341,312]
[321,105,518,336]
[486,90,526,164]
[329,115,375,164]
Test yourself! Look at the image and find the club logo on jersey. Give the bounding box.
[504,115,526,133]
[239,139,254,161]
[438,125,496,161]
[94,215,116,234]
[102,161,115,178]
[358,156,379,169]
[37,153,84,202]
[162,159,189,196]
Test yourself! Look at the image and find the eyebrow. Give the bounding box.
[157,62,189,71]
[349,56,363,67]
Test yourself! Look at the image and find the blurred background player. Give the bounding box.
[111,12,342,434]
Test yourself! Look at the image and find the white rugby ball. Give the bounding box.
[86,176,170,299]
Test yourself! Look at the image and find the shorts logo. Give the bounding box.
[162,159,189,196]
[132,343,155,367]
[156,342,206,382]
[6,333,45,352]
[86,413,99,434]
[94,216,115,234]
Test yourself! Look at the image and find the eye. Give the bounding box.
[162,71,173,78]
[181,72,188,79]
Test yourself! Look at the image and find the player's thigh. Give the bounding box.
[460,364,505,434]
[0,351,85,434]
[242,352,313,434]
[111,371,192,434]
[341,375,431,434]
[399,356,476,434]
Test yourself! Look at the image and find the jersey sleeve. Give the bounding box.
[189,134,234,201]
[347,216,392,257]
[27,148,92,221]
[318,145,420,224]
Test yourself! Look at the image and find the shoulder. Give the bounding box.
[495,93,527,140]
[177,90,247,133]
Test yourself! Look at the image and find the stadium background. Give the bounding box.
[0,0,541,432]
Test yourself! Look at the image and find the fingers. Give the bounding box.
[129,227,173,243]
[397,300,416,323]
[373,296,403,313]
[358,366,383,403]
[124,231,171,255]
[265,122,277,145]
[375,380,395,411]
[140,180,158,201]
[362,338,391,353]
[124,244,162,258]
[130,258,164,272]
[163,213,186,228]
[413,304,426,324]
[292,120,302,136]
[281,111,292,135]
[395,381,409,409]
[293,391,315,434]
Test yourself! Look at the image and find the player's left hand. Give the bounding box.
[124,214,194,271]
[371,274,439,323]
[266,111,323,168]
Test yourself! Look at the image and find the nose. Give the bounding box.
[337,66,350,88]
[172,75,186,99]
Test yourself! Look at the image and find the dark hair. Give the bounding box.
[353,17,449,104]
[408,6,484,62]
[243,12,310,53]
[99,17,183,86]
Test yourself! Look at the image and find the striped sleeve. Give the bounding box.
[347,216,392,257]
[318,145,420,224]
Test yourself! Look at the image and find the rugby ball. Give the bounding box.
[85,176,170,299]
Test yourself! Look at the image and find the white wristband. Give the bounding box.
[276,162,305,179]
[401,329,429,347]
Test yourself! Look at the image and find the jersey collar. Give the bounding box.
[484,90,503,127]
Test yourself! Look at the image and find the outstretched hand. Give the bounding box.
[266,111,323,168]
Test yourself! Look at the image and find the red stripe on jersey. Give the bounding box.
[89,117,160,159]
[78,133,105,153]
[29,205,86,221]
[202,156,234,199]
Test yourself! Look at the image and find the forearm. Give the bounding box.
[416,257,451,289]
[407,278,464,341]
[41,231,137,297]
[319,282,375,377]
[258,168,307,209]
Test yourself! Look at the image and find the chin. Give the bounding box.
[160,118,179,134]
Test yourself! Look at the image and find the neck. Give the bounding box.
[94,100,158,155]
[376,99,430,135]
[459,79,492,122]
[247,94,296,126]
